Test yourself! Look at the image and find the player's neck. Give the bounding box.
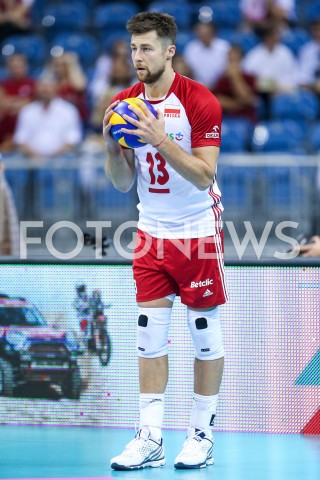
[144,69,175,101]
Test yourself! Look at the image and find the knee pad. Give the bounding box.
[187,307,224,360]
[137,307,171,358]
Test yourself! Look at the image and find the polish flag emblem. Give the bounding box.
[164,105,180,118]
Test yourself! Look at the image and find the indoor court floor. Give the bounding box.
[1,426,320,480]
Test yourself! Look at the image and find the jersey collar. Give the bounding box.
[142,72,180,104]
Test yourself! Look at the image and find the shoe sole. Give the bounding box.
[174,457,214,469]
[111,458,166,470]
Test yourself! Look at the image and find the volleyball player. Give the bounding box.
[103,11,228,470]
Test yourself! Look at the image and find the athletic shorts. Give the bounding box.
[132,229,228,308]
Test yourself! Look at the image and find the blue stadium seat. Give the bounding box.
[251,120,306,153]
[263,167,305,208]
[93,2,139,30]
[176,31,194,54]
[0,65,8,80]
[41,2,89,32]
[50,33,99,67]
[308,122,320,153]
[4,168,29,217]
[101,31,131,53]
[270,90,319,121]
[230,31,259,54]
[218,28,234,43]
[204,1,241,28]
[304,4,320,24]
[35,170,55,211]
[31,0,46,24]
[218,166,257,211]
[1,35,47,66]
[148,2,192,29]
[35,168,77,219]
[193,0,240,23]
[221,119,251,153]
[94,168,130,211]
[281,28,310,55]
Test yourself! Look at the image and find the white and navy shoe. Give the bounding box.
[110,427,165,470]
[174,427,214,469]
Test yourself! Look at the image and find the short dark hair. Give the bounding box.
[259,24,279,41]
[126,12,177,46]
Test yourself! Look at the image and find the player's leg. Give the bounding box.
[174,305,224,469]
[110,296,173,471]
[111,230,177,470]
[167,233,227,469]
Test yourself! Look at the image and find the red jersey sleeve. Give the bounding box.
[189,88,222,148]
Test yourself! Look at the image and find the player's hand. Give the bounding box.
[121,99,166,147]
[102,100,121,149]
[298,236,320,257]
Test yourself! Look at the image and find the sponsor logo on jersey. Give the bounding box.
[167,132,184,142]
[205,126,220,139]
[164,104,181,118]
[190,278,213,288]
[203,289,213,297]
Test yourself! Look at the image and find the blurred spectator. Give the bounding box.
[295,236,320,257]
[298,19,320,95]
[172,53,194,79]
[91,56,133,132]
[242,25,298,117]
[0,0,35,43]
[183,21,230,89]
[0,162,19,256]
[214,45,258,123]
[89,39,132,102]
[14,77,82,159]
[0,54,35,152]
[44,53,89,124]
[240,0,296,34]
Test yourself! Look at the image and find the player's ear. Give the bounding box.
[166,45,176,60]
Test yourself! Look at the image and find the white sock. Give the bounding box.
[139,393,164,442]
[190,393,219,435]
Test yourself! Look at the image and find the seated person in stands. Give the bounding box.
[0,0,35,43]
[0,53,35,152]
[214,45,258,123]
[242,24,298,118]
[43,53,89,125]
[183,21,230,89]
[240,0,296,34]
[13,76,82,159]
[298,19,320,97]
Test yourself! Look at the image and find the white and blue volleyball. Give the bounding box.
[109,97,157,149]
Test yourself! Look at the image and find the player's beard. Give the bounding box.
[136,62,166,84]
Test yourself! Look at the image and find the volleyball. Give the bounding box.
[109,98,157,149]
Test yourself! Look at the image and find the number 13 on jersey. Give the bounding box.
[146,152,170,194]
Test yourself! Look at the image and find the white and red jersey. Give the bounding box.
[112,72,223,239]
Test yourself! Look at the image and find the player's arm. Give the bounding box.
[157,142,219,191]
[103,100,136,192]
[121,101,218,190]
